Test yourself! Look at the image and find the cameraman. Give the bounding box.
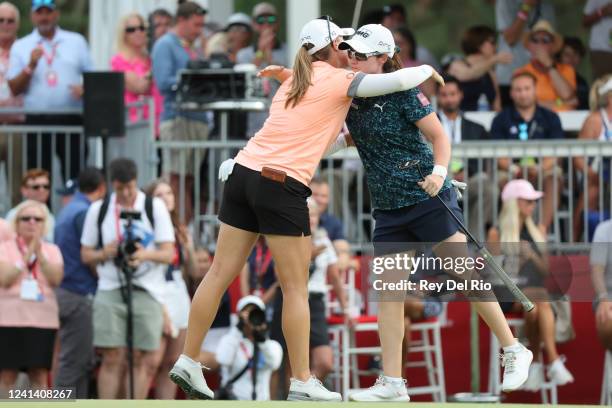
[216,296,282,400]
[80,159,175,399]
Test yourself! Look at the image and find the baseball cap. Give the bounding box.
[55,179,78,196]
[299,18,355,55]
[339,24,396,57]
[598,77,612,96]
[252,2,277,17]
[501,179,543,202]
[225,13,252,31]
[237,295,265,312]
[32,0,56,11]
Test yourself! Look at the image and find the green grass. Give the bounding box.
[0,402,604,408]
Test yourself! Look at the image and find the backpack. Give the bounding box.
[96,194,155,248]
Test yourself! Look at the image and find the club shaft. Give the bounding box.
[416,164,534,311]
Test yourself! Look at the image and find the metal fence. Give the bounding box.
[154,138,612,252]
[0,101,155,215]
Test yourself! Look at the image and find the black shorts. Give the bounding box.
[372,188,463,245]
[218,163,312,236]
[0,327,57,370]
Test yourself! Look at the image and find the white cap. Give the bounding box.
[299,19,355,55]
[339,24,396,57]
[236,295,265,312]
[252,2,277,17]
[599,77,612,96]
[226,12,252,30]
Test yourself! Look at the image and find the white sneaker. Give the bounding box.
[168,354,213,400]
[349,375,410,402]
[287,376,342,401]
[501,342,533,392]
[548,356,574,386]
[522,362,544,391]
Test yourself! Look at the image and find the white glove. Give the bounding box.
[451,179,467,200]
[218,158,236,182]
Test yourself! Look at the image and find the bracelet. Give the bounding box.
[521,2,532,12]
[597,293,609,301]
[432,164,448,179]
[255,50,264,59]
[517,10,529,21]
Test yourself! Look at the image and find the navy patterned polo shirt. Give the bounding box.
[346,88,451,210]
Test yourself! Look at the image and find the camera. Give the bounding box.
[114,210,142,269]
[239,307,268,343]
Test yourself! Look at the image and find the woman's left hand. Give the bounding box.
[418,174,444,197]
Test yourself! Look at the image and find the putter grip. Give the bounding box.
[480,250,535,312]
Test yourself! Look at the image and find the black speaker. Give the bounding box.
[83,72,125,137]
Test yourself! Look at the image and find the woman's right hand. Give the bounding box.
[258,65,285,80]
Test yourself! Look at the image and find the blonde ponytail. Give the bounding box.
[285,44,332,109]
[285,47,314,109]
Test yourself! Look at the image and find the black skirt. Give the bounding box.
[0,327,57,370]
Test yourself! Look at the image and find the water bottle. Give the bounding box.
[477,93,490,111]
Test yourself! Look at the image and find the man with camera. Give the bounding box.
[80,159,175,399]
[215,296,283,400]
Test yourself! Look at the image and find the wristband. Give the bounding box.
[255,50,264,59]
[432,164,448,179]
[598,293,609,301]
[517,10,529,21]
[555,97,563,107]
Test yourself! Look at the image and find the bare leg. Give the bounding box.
[537,302,559,363]
[439,232,515,347]
[155,330,186,399]
[183,224,258,358]
[265,234,311,381]
[144,336,166,397]
[27,369,48,389]
[378,301,405,378]
[133,350,152,399]
[97,347,127,398]
[310,345,333,381]
[523,304,541,362]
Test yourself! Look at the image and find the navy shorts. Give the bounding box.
[372,188,463,245]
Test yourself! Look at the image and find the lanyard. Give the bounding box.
[16,238,38,279]
[38,40,58,67]
[114,199,123,243]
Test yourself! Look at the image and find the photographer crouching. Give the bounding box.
[80,159,175,399]
[215,296,283,400]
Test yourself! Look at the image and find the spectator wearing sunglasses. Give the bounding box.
[7,0,93,181]
[495,0,555,108]
[515,20,577,112]
[236,2,287,138]
[111,13,163,135]
[490,71,564,233]
[583,0,612,81]
[0,200,63,392]
[5,168,55,241]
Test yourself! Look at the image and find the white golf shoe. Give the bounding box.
[349,375,410,402]
[548,356,574,386]
[287,376,342,401]
[522,361,544,391]
[501,341,533,392]
[168,354,213,400]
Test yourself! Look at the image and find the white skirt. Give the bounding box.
[163,270,191,330]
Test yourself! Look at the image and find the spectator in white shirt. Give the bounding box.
[216,295,282,400]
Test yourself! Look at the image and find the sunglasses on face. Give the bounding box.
[125,25,146,34]
[255,15,277,25]
[347,49,382,61]
[27,183,50,191]
[530,36,553,45]
[0,18,15,24]
[19,216,44,223]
